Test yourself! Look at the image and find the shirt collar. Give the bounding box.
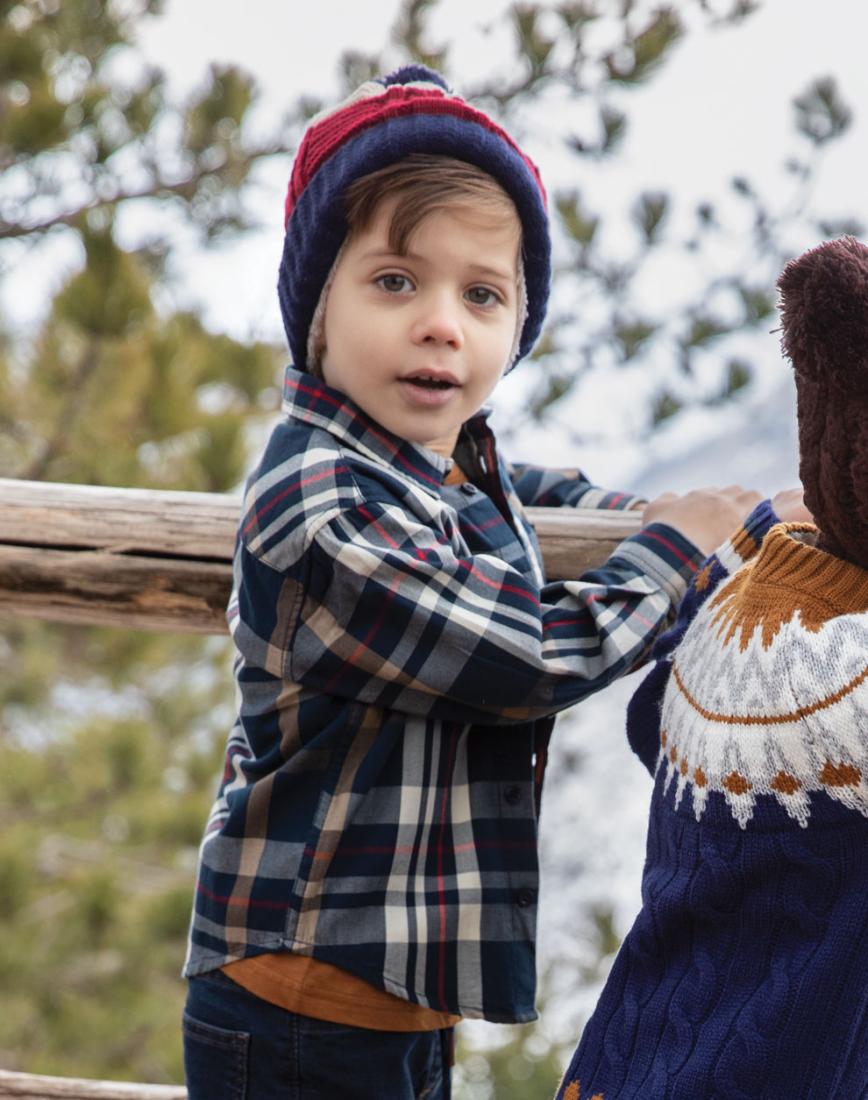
[283,366,496,493]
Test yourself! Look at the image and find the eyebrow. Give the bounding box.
[468,263,517,282]
[358,248,516,282]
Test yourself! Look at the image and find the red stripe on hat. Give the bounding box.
[284,84,545,226]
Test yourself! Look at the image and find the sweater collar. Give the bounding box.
[281,366,494,494]
[751,523,868,614]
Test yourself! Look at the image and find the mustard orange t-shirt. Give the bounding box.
[444,462,469,486]
[223,954,461,1032]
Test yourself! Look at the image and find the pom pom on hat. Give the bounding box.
[778,235,868,397]
[277,64,550,372]
[777,235,868,568]
[381,65,451,92]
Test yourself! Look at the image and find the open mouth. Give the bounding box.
[405,374,458,390]
[400,373,461,405]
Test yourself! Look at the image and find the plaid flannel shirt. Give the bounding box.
[184,366,703,1023]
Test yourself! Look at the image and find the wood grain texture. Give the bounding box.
[0,479,641,632]
[0,1069,186,1099]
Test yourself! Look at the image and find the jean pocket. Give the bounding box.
[414,1034,445,1100]
[183,1011,249,1100]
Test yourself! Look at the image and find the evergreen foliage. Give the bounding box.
[0,0,859,1094]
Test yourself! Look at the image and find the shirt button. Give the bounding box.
[460,482,478,495]
[503,785,522,805]
[515,888,535,908]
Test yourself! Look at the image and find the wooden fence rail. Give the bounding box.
[0,1070,185,1098]
[0,478,641,632]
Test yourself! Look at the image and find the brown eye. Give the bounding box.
[377,274,413,293]
[465,286,499,307]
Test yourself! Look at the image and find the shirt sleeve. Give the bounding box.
[507,462,645,512]
[233,493,703,726]
[626,498,781,771]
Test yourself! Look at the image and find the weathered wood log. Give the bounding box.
[0,479,237,558]
[0,478,640,632]
[0,1069,186,1099]
[0,545,231,633]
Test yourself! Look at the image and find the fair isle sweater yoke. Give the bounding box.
[558,507,868,1100]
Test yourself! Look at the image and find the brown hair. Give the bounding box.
[343,154,521,254]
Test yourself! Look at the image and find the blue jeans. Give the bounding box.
[183,969,453,1099]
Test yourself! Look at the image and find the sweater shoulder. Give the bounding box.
[656,542,868,829]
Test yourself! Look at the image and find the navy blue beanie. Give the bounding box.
[277,66,551,372]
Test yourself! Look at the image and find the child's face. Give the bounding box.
[320,198,521,459]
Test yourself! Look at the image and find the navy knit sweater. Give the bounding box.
[558,505,868,1100]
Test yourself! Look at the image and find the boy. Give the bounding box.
[182,66,764,1099]
[556,238,867,1099]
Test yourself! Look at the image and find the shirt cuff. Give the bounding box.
[614,522,706,607]
[713,497,780,574]
[572,486,645,511]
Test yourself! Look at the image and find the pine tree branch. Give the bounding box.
[15,340,102,481]
[0,142,291,241]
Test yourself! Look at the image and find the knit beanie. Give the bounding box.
[277,65,550,373]
[777,235,868,569]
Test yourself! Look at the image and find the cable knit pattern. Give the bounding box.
[557,515,868,1100]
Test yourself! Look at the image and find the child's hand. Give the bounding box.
[770,487,813,524]
[642,486,763,556]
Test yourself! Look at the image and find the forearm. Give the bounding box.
[507,462,643,511]
[234,506,702,725]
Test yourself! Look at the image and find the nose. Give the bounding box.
[410,292,463,350]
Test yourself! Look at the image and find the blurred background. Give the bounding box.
[0,1,863,1095]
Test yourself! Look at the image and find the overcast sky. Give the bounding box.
[132,0,868,344]
[10,1,864,491]
[132,3,865,488]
